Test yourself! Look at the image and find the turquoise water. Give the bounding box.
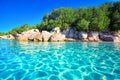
[0,40,120,80]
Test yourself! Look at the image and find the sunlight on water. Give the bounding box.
[0,40,120,80]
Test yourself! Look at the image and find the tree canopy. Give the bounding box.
[4,2,120,35]
[0,32,5,36]
[38,2,120,32]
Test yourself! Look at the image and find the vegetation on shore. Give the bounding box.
[0,32,5,36]
[1,2,120,35]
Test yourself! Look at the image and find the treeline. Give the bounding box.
[39,2,120,31]
[6,2,120,35]
[6,24,38,35]
[0,32,5,36]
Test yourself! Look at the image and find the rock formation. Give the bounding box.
[17,29,42,41]
[0,34,15,40]
[1,27,120,42]
[50,33,66,42]
[41,31,52,42]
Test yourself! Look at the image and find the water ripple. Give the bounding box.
[0,40,120,80]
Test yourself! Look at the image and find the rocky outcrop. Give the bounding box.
[8,35,15,40]
[87,32,100,42]
[51,27,60,34]
[80,32,88,39]
[41,31,52,42]
[0,35,15,40]
[4,27,120,42]
[112,31,120,42]
[34,33,42,41]
[66,27,76,38]
[50,33,66,41]
[114,36,120,42]
[99,33,114,41]
[78,32,88,41]
[17,29,42,41]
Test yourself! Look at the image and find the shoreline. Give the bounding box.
[0,28,120,43]
[1,39,120,44]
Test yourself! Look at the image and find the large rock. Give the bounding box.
[114,36,120,42]
[67,27,76,38]
[51,27,60,34]
[80,32,88,39]
[8,35,15,40]
[42,31,52,41]
[112,31,120,42]
[0,35,15,40]
[18,35,28,41]
[17,29,42,41]
[14,34,21,40]
[62,29,69,37]
[87,32,100,42]
[78,31,88,41]
[99,33,114,41]
[34,33,42,41]
[50,33,66,41]
[74,31,79,39]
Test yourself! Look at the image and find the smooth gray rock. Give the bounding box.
[99,33,114,41]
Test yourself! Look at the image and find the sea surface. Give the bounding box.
[0,40,120,80]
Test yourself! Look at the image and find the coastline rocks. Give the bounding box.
[5,27,120,42]
[114,36,120,42]
[41,31,52,42]
[0,35,15,40]
[7,35,15,40]
[34,33,42,41]
[65,38,77,41]
[51,27,60,34]
[62,29,69,37]
[67,27,76,38]
[18,35,28,41]
[80,32,88,39]
[50,33,66,41]
[74,31,79,39]
[99,33,114,41]
[88,32,100,42]
[112,31,120,42]
[17,29,42,41]
[79,32,88,41]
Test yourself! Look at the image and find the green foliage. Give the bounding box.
[76,19,89,31]
[88,7,110,31]
[39,6,111,32]
[40,8,76,31]
[0,32,5,36]
[110,2,120,31]
[100,2,113,16]
[6,2,120,33]
[7,24,37,35]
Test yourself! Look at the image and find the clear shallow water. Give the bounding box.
[0,40,120,80]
